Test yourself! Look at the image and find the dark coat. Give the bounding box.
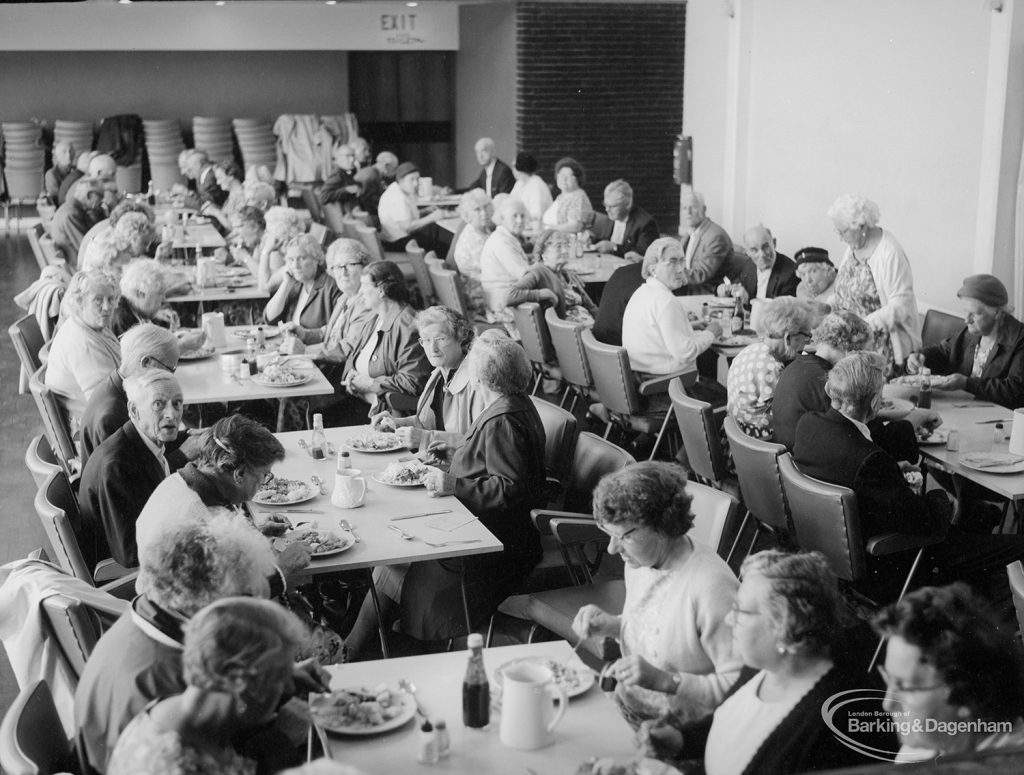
[465,158,515,198]
[344,303,430,400]
[264,270,341,330]
[921,314,1024,408]
[79,370,128,470]
[680,218,735,295]
[400,393,546,640]
[588,206,660,258]
[79,421,174,568]
[319,167,359,207]
[736,253,799,302]
[196,165,228,208]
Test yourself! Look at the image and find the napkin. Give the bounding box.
[961,453,1024,469]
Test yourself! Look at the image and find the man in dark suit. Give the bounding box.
[793,351,1024,605]
[678,189,737,295]
[462,137,515,198]
[79,370,185,568]
[185,149,228,208]
[721,225,799,305]
[585,179,659,260]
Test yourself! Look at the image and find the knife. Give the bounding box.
[390,509,452,522]
[975,419,1009,425]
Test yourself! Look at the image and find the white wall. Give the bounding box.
[684,0,1021,313]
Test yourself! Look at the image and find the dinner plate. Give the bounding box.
[274,528,354,557]
[492,656,595,701]
[916,427,950,446]
[178,344,217,360]
[959,452,1024,474]
[371,474,424,488]
[890,374,929,388]
[344,434,405,453]
[310,688,416,736]
[707,297,737,307]
[877,397,914,420]
[233,327,282,340]
[251,372,312,388]
[716,334,758,348]
[252,479,317,506]
[224,277,256,288]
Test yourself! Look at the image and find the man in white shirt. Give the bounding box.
[587,179,660,260]
[377,161,448,253]
[718,224,798,304]
[462,137,515,198]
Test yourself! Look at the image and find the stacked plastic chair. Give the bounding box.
[2,121,45,232]
[143,119,186,193]
[193,116,234,163]
[52,119,94,158]
[232,117,276,172]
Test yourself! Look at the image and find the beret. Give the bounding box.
[795,246,832,267]
[394,161,419,180]
[957,274,1008,308]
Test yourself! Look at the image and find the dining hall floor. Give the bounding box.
[0,221,59,718]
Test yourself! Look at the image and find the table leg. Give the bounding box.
[364,568,391,658]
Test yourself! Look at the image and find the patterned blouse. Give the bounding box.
[726,341,784,440]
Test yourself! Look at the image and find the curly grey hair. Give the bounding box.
[468,334,532,394]
[827,194,881,229]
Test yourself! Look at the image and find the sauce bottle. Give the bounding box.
[917,367,932,409]
[462,633,489,729]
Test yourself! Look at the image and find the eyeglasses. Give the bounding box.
[876,665,946,694]
[148,356,176,374]
[596,522,641,543]
[419,335,454,347]
[329,262,365,273]
[257,470,275,486]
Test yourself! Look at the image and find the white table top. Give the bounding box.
[262,427,503,573]
[175,352,334,404]
[323,641,633,773]
[169,221,226,250]
[566,252,630,285]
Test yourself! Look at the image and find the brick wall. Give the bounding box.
[516,1,685,234]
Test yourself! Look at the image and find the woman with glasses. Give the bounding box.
[621,550,890,775]
[46,269,122,404]
[370,306,484,451]
[726,296,820,440]
[572,462,741,729]
[872,583,1024,761]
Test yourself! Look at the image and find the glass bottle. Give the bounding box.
[917,368,932,409]
[310,413,327,460]
[731,295,744,334]
[462,633,489,728]
[244,337,258,376]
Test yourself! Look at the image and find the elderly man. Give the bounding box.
[49,177,102,263]
[44,140,76,205]
[183,149,227,207]
[586,179,659,260]
[906,274,1024,409]
[793,351,1024,602]
[462,137,515,198]
[87,153,117,184]
[319,142,361,209]
[794,246,837,305]
[74,514,318,774]
[79,323,180,467]
[355,150,398,218]
[720,225,798,304]
[379,161,448,253]
[677,189,739,295]
[79,370,185,568]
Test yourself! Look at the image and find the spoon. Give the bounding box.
[398,679,428,717]
[310,474,326,495]
[298,439,309,451]
[388,524,414,541]
[338,519,360,542]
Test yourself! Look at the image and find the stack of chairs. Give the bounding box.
[53,119,94,159]
[2,121,45,232]
[192,117,234,163]
[143,119,186,192]
[233,118,277,172]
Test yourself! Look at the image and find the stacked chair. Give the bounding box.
[143,119,186,192]
[2,121,45,231]
[233,117,277,171]
[53,119,95,158]
[192,116,234,163]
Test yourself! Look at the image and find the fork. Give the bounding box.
[398,679,428,718]
[423,539,482,548]
[310,474,326,495]
[338,519,360,542]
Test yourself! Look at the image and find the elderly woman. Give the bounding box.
[264,234,341,329]
[332,260,429,422]
[905,274,1024,408]
[827,194,921,373]
[726,297,819,440]
[205,160,245,231]
[541,157,593,234]
[573,462,741,728]
[107,597,310,775]
[45,140,76,205]
[46,270,121,404]
[394,335,547,641]
[377,161,447,253]
[506,228,596,325]
[772,309,873,450]
[479,196,532,322]
[509,152,553,227]
[75,516,284,773]
[449,188,494,316]
[874,583,1024,761]
[258,206,305,291]
[371,306,484,450]
[793,246,837,306]
[625,551,890,775]
[82,211,172,275]
[224,205,266,274]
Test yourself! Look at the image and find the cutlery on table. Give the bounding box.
[953,403,994,408]
[388,524,415,540]
[298,439,309,451]
[338,519,360,542]
[423,539,482,548]
[398,679,428,718]
[390,509,452,522]
[976,419,1007,425]
[310,475,326,495]
[257,507,322,513]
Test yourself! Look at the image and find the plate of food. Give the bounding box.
[252,476,317,505]
[716,334,758,348]
[565,262,595,276]
[492,656,595,701]
[915,426,949,446]
[309,686,416,735]
[233,327,282,340]
[890,374,930,388]
[251,367,312,388]
[345,433,405,453]
[178,342,217,360]
[373,460,430,487]
[274,528,353,557]
[877,397,915,420]
[959,452,1024,474]
[708,297,737,307]
[224,277,256,288]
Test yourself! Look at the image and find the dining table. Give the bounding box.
[264,426,504,655]
[321,641,634,773]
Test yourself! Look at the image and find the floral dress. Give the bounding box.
[541,189,593,229]
[833,253,895,374]
[726,341,783,440]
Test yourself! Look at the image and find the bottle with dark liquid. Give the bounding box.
[462,632,489,728]
[731,295,744,334]
[917,367,932,409]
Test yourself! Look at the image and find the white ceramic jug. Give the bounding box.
[499,662,567,750]
[201,312,226,347]
[332,469,366,509]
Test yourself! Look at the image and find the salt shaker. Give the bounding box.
[416,719,438,764]
[945,427,960,452]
